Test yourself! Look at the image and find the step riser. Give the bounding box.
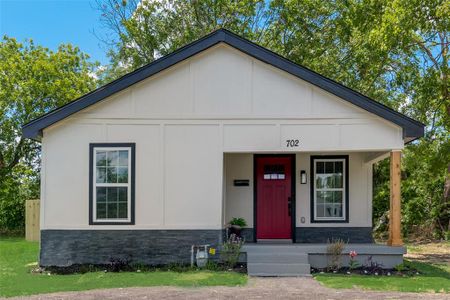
[249,273,311,277]
[248,263,311,276]
[247,254,309,264]
[243,247,312,253]
[244,247,311,276]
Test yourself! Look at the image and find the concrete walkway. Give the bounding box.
[7,277,450,300]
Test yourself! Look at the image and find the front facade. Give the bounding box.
[23,30,424,268]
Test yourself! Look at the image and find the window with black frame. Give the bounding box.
[312,158,346,221]
[90,143,135,224]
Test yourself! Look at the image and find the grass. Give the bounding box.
[315,242,450,293]
[315,261,449,293]
[0,237,247,298]
[407,241,450,253]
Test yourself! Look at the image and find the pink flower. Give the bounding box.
[349,250,357,258]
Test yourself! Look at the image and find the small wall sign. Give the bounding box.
[233,179,250,186]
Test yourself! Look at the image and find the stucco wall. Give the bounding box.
[224,154,254,227]
[42,123,223,230]
[41,44,399,230]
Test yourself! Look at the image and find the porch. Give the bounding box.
[223,150,404,275]
[223,151,402,244]
[241,243,406,276]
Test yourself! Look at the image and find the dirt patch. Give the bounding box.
[5,277,450,300]
[406,243,450,264]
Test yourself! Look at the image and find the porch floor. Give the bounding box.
[243,243,406,255]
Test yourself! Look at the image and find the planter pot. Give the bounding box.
[229,225,242,237]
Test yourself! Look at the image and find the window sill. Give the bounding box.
[310,219,349,223]
[89,221,135,225]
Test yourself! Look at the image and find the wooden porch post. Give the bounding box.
[388,150,403,246]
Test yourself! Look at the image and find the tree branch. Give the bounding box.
[7,137,24,170]
[0,150,4,170]
[414,36,440,68]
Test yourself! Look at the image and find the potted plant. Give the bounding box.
[228,217,247,237]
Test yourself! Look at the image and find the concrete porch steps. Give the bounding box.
[245,245,311,276]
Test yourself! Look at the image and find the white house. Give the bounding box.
[23,29,424,276]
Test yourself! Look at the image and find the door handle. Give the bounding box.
[288,196,292,216]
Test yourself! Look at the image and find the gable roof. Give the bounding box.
[22,29,424,142]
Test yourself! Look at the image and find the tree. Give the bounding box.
[369,0,449,237]
[266,0,449,237]
[0,37,97,231]
[96,0,271,82]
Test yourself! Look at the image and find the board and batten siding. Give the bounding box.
[40,44,402,230]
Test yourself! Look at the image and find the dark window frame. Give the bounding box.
[310,155,349,223]
[89,143,136,225]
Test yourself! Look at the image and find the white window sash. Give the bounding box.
[93,147,132,223]
[313,158,346,221]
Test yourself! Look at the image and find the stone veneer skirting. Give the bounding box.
[295,227,373,243]
[224,227,372,243]
[40,227,373,266]
[222,228,254,242]
[40,229,223,267]
[239,228,255,242]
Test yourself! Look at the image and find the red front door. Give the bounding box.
[256,156,293,239]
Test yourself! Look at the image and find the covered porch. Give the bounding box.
[223,150,405,275]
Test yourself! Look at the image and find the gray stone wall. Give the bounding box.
[40,230,223,267]
[295,227,373,243]
[222,228,254,242]
[240,228,255,242]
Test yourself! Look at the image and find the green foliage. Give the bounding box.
[348,259,360,271]
[315,260,450,293]
[0,164,39,232]
[96,0,270,82]
[394,261,409,273]
[221,234,244,269]
[0,37,97,231]
[0,238,247,297]
[229,217,247,227]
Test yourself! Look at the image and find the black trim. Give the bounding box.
[253,154,296,241]
[89,143,136,225]
[253,155,257,243]
[310,155,349,223]
[22,29,424,141]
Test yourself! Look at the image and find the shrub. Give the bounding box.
[221,234,244,268]
[326,238,346,271]
[107,256,131,272]
[363,256,383,274]
[0,166,39,233]
[348,250,360,270]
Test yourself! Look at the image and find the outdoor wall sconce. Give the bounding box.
[300,170,307,184]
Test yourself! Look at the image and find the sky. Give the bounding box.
[0,0,112,65]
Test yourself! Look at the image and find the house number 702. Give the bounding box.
[286,139,300,147]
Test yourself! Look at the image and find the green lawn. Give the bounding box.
[0,238,247,298]
[314,260,450,293]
